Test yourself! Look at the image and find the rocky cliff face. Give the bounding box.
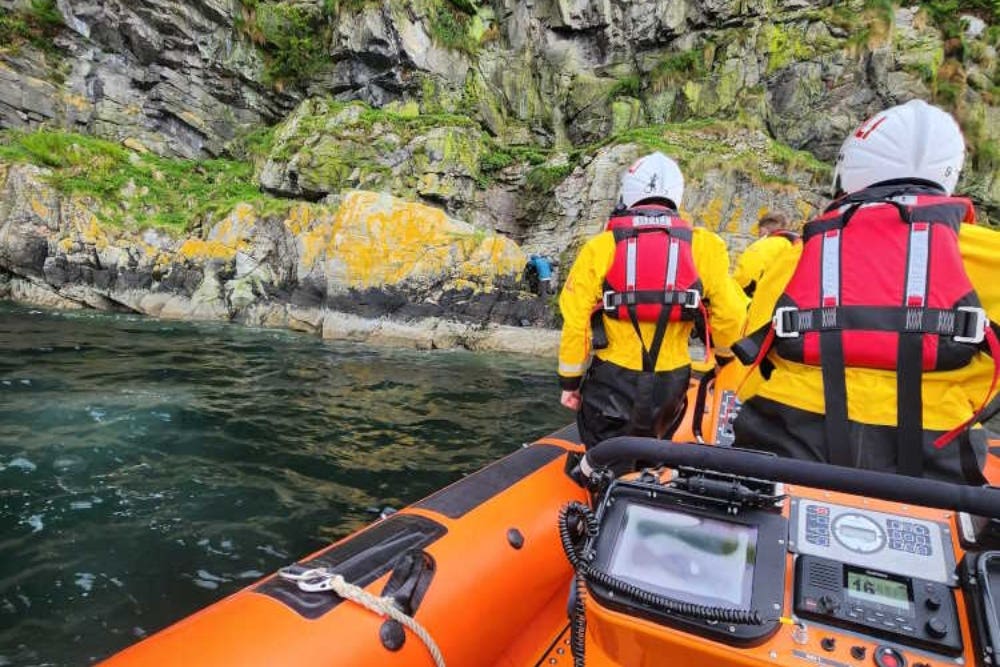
[0,0,300,157]
[0,0,997,350]
[0,160,555,350]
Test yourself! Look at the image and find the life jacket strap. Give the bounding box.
[771,305,987,342]
[819,330,853,468]
[602,289,701,312]
[935,324,1000,449]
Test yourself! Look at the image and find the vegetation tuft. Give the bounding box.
[235,0,334,87]
[0,0,64,54]
[0,130,290,233]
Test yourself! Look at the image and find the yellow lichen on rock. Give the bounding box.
[724,202,744,234]
[30,197,49,220]
[77,215,109,251]
[208,205,255,250]
[177,239,238,261]
[293,191,524,288]
[795,199,816,225]
[285,203,335,270]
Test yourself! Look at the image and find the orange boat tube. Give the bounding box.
[102,387,1000,667]
[103,431,587,667]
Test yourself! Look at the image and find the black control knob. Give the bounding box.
[818,594,841,613]
[850,645,866,660]
[820,637,836,652]
[925,617,948,639]
[924,594,942,611]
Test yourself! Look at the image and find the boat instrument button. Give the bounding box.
[924,594,941,611]
[925,617,948,639]
[819,594,841,613]
[850,645,867,660]
[821,637,836,652]
[873,645,906,667]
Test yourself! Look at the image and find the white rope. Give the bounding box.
[325,573,446,667]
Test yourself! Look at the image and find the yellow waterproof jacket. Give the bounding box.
[732,234,799,295]
[558,227,748,388]
[738,223,1000,431]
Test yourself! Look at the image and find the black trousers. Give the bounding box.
[733,396,987,485]
[577,359,691,449]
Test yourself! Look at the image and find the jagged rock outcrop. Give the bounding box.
[0,161,552,351]
[0,0,296,157]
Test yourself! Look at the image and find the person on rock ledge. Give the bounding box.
[557,152,748,448]
[732,99,1000,484]
[732,211,799,298]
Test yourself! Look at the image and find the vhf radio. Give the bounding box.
[794,555,962,655]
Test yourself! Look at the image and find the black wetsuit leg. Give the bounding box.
[577,359,690,449]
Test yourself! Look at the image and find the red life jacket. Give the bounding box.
[734,183,998,478]
[591,205,706,372]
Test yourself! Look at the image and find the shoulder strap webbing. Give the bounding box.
[896,222,931,477]
[817,228,853,468]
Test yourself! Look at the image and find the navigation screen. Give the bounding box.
[845,569,911,611]
[607,503,757,608]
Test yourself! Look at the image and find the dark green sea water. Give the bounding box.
[0,302,566,666]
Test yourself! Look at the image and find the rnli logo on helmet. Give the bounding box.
[854,115,887,140]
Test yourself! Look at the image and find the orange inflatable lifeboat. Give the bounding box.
[103,368,1000,667]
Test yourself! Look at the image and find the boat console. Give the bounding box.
[565,439,1000,667]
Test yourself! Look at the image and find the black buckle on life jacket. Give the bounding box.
[956,306,987,344]
[772,307,800,338]
[679,289,701,309]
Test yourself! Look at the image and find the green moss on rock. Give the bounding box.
[0,130,290,233]
[0,0,63,54]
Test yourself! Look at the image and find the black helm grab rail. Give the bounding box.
[583,437,1000,519]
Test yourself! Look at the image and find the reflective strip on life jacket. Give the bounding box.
[666,238,679,288]
[905,223,930,306]
[821,230,840,308]
[626,238,638,291]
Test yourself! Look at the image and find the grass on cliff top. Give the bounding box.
[0,130,289,233]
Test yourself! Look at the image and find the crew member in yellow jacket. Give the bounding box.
[733,100,1000,484]
[558,152,748,448]
[731,212,799,297]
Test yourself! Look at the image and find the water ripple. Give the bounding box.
[0,301,566,665]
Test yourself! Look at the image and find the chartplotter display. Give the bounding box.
[607,503,758,609]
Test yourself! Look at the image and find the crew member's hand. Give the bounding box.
[561,389,582,411]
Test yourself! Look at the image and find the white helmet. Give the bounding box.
[833,99,965,196]
[618,152,685,209]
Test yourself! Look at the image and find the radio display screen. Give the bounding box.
[845,568,911,610]
[607,503,757,608]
